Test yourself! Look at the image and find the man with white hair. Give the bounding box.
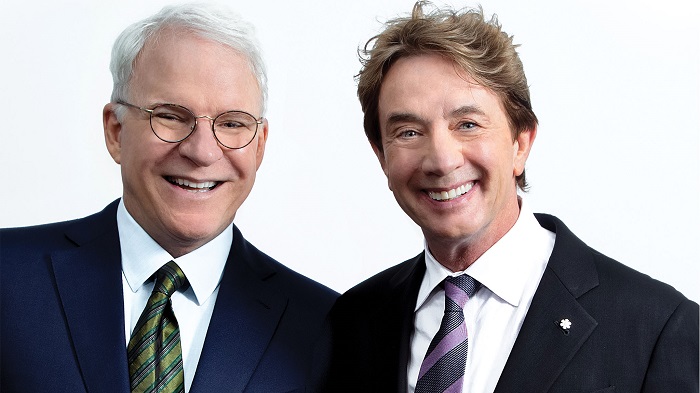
[0,4,337,392]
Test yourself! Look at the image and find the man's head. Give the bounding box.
[102,3,268,257]
[358,2,538,264]
[109,3,268,116]
[358,2,537,190]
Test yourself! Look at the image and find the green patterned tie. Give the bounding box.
[128,261,187,393]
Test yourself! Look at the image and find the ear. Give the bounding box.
[513,126,537,177]
[103,103,123,164]
[254,118,269,170]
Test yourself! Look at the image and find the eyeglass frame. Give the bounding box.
[116,100,264,149]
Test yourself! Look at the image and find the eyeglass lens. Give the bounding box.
[150,104,258,149]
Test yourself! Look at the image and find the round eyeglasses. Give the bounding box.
[117,101,263,149]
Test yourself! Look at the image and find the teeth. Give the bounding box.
[169,177,217,191]
[428,183,473,201]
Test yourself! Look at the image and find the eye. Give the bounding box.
[457,121,477,130]
[155,112,188,123]
[152,105,192,124]
[216,112,257,131]
[398,129,420,138]
[218,120,246,129]
[387,125,425,145]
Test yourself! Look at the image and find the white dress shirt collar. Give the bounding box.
[117,199,231,306]
[416,198,546,311]
[408,198,555,393]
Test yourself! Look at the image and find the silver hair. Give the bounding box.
[109,2,268,118]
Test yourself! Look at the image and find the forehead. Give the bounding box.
[130,29,261,111]
[378,54,507,122]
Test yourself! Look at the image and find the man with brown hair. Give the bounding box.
[323,3,698,392]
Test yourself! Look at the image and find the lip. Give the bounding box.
[425,181,475,202]
[165,176,221,193]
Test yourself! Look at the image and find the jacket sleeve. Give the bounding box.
[641,298,699,392]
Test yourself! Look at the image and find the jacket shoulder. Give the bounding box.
[331,255,423,319]
[537,213,695,325]
[589,247,692,315]
[233,228,339,310]
[346,256,420,297]
[533,213,698,391]
[1,203,117,261]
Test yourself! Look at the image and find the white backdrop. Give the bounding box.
[1,0,698,302]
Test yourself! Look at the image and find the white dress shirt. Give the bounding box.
[408,199,556,393]
[117,200,231,392]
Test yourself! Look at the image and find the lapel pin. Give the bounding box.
[559,318,572,334]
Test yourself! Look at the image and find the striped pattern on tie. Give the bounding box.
[128,261,187,393]
[415,274,480,393]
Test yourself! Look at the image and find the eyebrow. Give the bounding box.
[450,105,486,118]
[385,105,487,126]
[385,112,426,127]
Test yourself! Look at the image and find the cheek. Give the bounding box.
[223,150,258,178]
[384,153,419,194]
[121,135,173,178]
[117,141,139,171]
[460,142,493,173]
[119,128,150,160]
[383,150,409,178]
[479,138,516,171]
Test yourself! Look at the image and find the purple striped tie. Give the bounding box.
[415,275,480,393]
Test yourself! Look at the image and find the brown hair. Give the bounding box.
[357,1,537,189]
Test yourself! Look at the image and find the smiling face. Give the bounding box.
[103,30,267,257]
[376,54,535,267]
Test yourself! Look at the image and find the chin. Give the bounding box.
[428,228,474,241]
[164,216,225,242]
[421,217,484,241]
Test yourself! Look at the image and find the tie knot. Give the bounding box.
[444,274,480,309]
[154,261,188,298]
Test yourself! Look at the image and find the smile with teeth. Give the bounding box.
[427,182,474,201]
[167,177,219,192]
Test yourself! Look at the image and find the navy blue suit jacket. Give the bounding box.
[1,200,338,392]
[323,214,699,392]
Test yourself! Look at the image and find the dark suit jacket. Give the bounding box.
[323,214,699,392]
[0,200,338,393]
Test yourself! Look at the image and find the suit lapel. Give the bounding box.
[385,254,426,393]
[190,225,287,392]
[493,268,597,393]
[51,201,130,393]
[494,214,600,393]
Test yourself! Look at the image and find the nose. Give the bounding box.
[420,128,464,176]
[177,117,223,166]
